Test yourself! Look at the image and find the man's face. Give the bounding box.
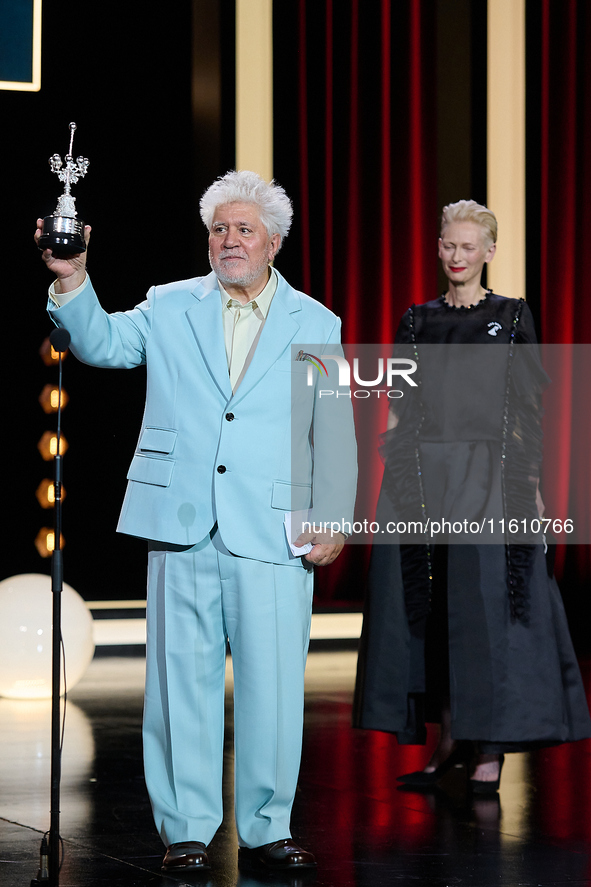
[208,202,280,293]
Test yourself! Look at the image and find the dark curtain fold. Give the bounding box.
[274,0,438,602]
[531,0,591,637]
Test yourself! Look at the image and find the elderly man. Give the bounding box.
[35,170,356,872]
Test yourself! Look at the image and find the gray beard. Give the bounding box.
[209,250,270,289]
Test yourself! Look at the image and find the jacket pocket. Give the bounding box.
[274,360,311,375]
[127,454,174,487]
[271,480,312,511]
[138,426,178,454]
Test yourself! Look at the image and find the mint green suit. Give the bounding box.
[49,270,356,847]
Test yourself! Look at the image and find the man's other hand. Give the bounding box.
[293,527,346,566]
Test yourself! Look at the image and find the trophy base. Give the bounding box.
[39,215,86,256]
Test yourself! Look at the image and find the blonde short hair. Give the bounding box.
[440,199,497,246]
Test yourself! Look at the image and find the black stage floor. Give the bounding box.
[2,652,591,887]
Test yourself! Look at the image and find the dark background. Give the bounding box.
[2,2,236,601]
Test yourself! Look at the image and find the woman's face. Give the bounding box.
[438,220,496,288]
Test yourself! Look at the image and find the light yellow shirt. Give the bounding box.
[220,267,277,391]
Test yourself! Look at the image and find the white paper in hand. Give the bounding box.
[284,511,314,557]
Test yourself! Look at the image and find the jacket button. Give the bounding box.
[217,465,226,474]
[225,412,235,421]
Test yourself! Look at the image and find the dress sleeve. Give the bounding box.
[384,308,417,427]
[505,298,548,521]
[511,300,549,396]
[515,300,538,344]
[394,308,413,344]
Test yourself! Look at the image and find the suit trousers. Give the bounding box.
[143,528,314,848]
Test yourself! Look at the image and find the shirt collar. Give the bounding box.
[219,267,278,318]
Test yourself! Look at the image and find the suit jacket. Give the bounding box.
[48,269,357,566]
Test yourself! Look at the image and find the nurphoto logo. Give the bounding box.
[301,353,418,398]
[295,351,329,376]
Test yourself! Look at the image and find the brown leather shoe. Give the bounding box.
[161,841,210,871]
[238,838,316,870]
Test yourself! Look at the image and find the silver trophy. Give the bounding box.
[39,122,89,256]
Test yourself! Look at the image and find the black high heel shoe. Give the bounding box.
[470,754,504,795]
[397,741,473,787]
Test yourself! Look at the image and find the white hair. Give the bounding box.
[441,199,498,246]
[200,170,293,249]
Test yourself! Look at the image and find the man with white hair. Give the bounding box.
[36,170,356,873]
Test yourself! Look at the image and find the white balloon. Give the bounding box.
[0,574,95,699]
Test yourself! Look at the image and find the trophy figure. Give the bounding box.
[39,122,89,256]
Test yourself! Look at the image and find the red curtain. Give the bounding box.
[275,0,438,340]
[539,0,591,345]
[537,0,591,593]
[274,0,438,603]
[275,0,591,609]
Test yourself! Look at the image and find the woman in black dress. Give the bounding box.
[353,200,591,791]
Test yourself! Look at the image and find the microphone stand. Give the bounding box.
[32,328,70,887]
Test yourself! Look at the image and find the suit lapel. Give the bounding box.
[230,272,301,406]
[185,272,233,400]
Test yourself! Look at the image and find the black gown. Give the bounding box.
[353,292,591,750]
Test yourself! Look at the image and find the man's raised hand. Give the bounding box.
[35,218,91,293]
